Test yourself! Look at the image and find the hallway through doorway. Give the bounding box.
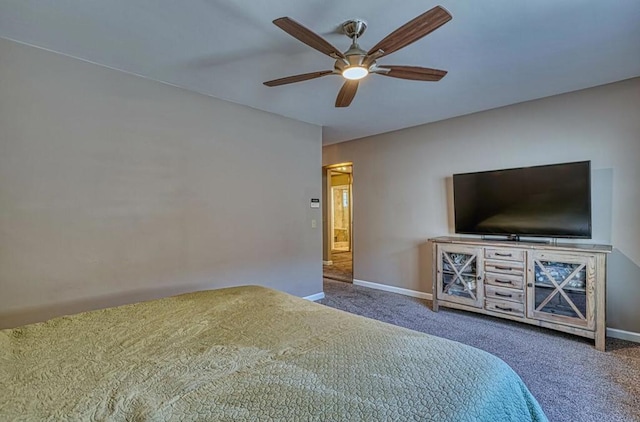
[323,163,353,283]
[323,251,353,283]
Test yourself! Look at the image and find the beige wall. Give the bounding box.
[0,38,323,328]
[324,77,640,333]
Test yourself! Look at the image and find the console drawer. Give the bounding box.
[485,299,524,317]
[485,273,524,290]
[485,259,525,276]
[485,285,524,303]
[485,248,525,262]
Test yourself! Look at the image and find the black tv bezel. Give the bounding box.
[452,160,592,239]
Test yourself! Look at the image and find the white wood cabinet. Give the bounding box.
[430,237,611,351]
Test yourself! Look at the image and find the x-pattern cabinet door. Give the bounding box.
[527,251,596,330]
[436,244,483,308]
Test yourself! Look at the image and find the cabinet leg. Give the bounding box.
[595,330,606,352]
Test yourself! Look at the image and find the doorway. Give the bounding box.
[323,163,353,283]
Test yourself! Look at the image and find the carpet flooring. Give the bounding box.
[319,278,640,422]
[323,251,353,282]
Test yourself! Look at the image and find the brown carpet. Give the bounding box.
[319,278,640,422]
[323,251,352,282]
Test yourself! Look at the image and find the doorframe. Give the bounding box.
[324,162,354,279]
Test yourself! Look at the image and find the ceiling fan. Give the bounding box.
[263,6,452,108]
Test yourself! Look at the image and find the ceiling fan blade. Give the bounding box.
[367,6,452,58]
[263,70,334,87]
[335,80,359,107]
[374,66,447,81]
[273,17,345,59]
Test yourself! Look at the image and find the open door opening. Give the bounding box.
[323,163,353,283]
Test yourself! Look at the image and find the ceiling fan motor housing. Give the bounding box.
[335,19,371,72]
[334,44,369,72]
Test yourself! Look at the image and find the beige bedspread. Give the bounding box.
[1,285,546,421]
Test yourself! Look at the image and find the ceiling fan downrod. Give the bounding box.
[337,19,371,79]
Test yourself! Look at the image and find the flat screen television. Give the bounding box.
[453,161,592,239]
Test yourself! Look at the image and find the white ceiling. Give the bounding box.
[1,1,639,145]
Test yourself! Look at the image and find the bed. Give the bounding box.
[1,286,547,421]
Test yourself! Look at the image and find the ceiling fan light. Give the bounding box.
[342,66,368,80]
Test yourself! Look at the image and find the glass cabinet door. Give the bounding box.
[436,245,483,308]
[527,252,595,329]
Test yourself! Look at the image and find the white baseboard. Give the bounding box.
[606,328,640,343]
[323,260,333,265]
[349,280,639,344]
[304,292,325,302]
[347,279,640,344]
[353,279,432,300]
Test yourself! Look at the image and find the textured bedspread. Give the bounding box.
[1,286,547,421]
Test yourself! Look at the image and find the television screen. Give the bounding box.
[453,161,592,238]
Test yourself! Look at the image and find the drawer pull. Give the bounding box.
[495,305,513,312]
[494,279,513,285]
[495,253,512,257]
[495,292,512,298]
[494,265,513,271]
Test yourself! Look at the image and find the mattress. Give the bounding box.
[0,285,547,421]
